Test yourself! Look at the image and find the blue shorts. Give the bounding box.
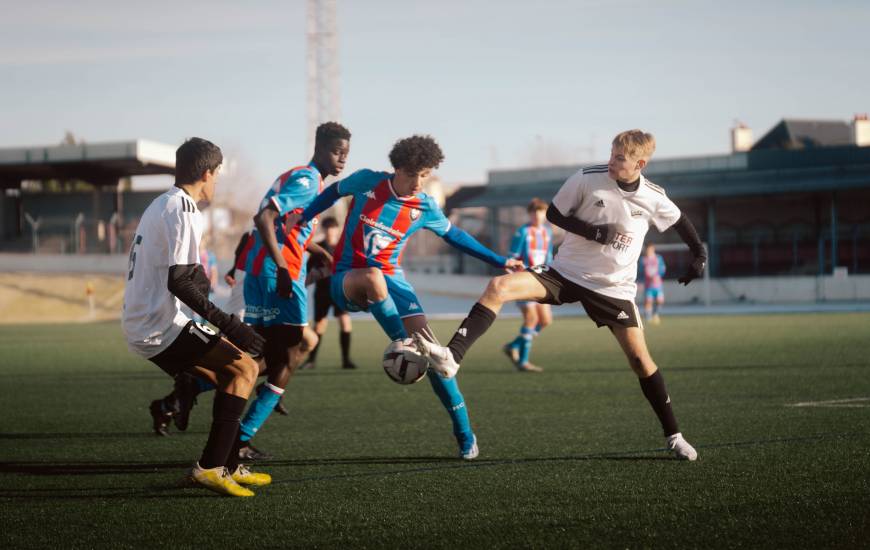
[243,269,308,327]
[645,287,664,301]
[331,270,425,318]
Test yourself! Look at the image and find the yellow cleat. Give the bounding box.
[189,463,254,497]
[231,464,272,487]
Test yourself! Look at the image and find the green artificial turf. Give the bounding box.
[1,314,868,548]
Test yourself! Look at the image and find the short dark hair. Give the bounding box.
[321,216,339,229]
[176,137,222,186]
[388,135,444,173]
[527,198,548,212]
[315,122,351,150]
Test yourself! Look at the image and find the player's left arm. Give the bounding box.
[307,240,333,270]
[670,214,706,285]
[422,196,519,270]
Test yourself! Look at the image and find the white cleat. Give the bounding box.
[460,435,479,460]
[407,332,460,379]
[667,432,698,461]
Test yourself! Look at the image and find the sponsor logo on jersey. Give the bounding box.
[595,199,605,207]
[409,208,421,221]
[360,214,405,238]
[631,210,644,217]
[617,310,629,320]
[364,229,393,257]
[611,232,633,252]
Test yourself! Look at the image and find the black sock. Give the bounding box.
[308,334,323,363]
[199,392,247,470]
[223,428,244,473]
[447,302,497,363]
[339,330,351,364]
[639,370,679,437]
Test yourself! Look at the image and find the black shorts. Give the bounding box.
[149,320,222,377]
[313,278,346,321]
[527,266,642,329]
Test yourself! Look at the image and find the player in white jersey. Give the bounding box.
[410,130,707,461]
[122,137,270,496]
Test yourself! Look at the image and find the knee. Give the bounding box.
[300,331,319,353]
[237,356,259,388]
[538,317,552,329]
[627,354,655,377]
[362,268,388,300]
[485,276,511,303]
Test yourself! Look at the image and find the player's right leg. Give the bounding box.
[411,270,550,375]
[609,325,697,461]
[334,268,405,341]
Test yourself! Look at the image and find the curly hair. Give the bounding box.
[315,122,351,149]
[388,135,444,173]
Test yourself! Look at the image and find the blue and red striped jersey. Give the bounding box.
[509,223,553,267]
[245,164,323,278]
[332,169,450,275]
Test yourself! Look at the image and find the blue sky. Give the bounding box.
[2,0,868,200]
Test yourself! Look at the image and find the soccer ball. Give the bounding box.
[382,338,429,385]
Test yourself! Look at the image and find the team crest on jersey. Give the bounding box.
[409,208,421,221]
[364,229,393,257]
[631,210,644,217]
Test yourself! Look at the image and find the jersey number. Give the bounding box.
[127,234,143,280]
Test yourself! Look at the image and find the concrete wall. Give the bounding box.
[1,253,868,304]
[406,272,870,304]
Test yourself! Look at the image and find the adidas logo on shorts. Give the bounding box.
[617,310,629,320]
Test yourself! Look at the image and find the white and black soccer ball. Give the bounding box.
[382,338,429,385]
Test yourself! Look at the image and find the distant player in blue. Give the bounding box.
[503,199,554,372]
[640,244,666,324]
[290,135,524,459]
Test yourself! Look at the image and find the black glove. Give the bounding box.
[276,267,293,298]
[222,314,265,356]
[225,267,236,281]
[588,224,617,245]
[678,256,707,285]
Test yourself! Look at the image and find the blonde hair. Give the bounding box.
[612,130,656,160]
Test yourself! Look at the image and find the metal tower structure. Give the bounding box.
[306,0,340,153]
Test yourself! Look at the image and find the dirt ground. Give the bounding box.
[0,273,125,324]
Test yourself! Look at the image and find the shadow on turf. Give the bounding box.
[0,431,206,440]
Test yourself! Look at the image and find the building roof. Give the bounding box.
[0,140,175,187]
[448,145,870,209]
[752,119,853,150]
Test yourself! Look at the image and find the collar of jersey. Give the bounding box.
[613,172,645,196]
[386,174,420,201]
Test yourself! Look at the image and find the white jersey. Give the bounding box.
[550,165,681,300]
[122,187,203,358]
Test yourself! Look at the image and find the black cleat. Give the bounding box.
[342,361,358,370]
[238,443,273,461]
[149,399,173,437]
[274,396,289,416]
[172,373,200,431]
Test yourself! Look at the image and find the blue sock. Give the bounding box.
[369,296,407,341]
[518,327,535,366]
[534,324,543,335]
[239,383,284,442]
[427,372,472,439]
[195,378,216,393]
[509,334,523,349]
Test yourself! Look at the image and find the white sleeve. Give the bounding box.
[165,206,200,266]
[652,195,682,232]
[551,171,585,216]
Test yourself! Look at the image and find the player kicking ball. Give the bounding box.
[122,138,270,496]
[409,130,705,461]
[288,135,524,459]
